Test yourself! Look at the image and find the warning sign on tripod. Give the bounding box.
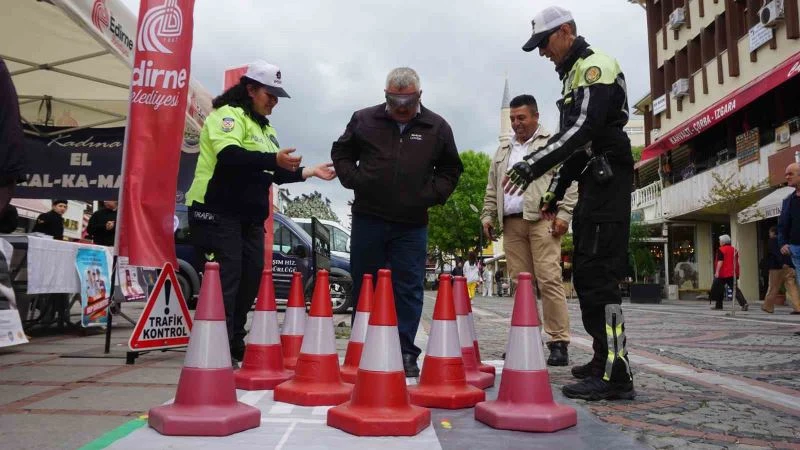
[128,263,193,351]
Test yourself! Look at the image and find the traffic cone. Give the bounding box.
[464,288,496,377]
[327,269,431,436]
[453,276,494,389]
[148,262,260,436]
[474,272,577,432]
[273,270,352,406]
[281,272,305,370]
[340,274,374,384]
[408,274,485,409]
[234,269,293,390]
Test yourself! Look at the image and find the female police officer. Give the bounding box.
[185,60,336,365]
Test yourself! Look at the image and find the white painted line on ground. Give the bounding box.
[239,390,268,406]
[312,406,332,415]
[274,422,297,450]
[261,418,326,424]
[624,306,800,327]
[268,402,294,415]
[571,336,800,412]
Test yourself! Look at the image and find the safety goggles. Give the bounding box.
[385,93,420,109]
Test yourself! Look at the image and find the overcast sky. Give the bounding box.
[124,0,649,226]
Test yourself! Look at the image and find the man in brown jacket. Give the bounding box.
[481,94,577,365]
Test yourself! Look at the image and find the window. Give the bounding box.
[330,228,350,254]
[273,222,300,255]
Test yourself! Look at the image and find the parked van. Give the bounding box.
[291,218,350,260]
[174,205,353,313]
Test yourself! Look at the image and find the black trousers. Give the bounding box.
[709,277,747,308]
[572,215,632,382]
[189,209,264,355]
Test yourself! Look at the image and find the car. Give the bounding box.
[291,217,350,260]
[174,205,353,313]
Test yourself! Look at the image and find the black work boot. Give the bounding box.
[546,341,569,366]
[402,353,420,378]
[562,377,635,401]
[570,361,595,379]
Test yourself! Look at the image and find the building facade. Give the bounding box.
[631,0,800,301]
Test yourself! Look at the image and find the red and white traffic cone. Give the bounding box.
[234,269,292,390]
[475,272,577,432]
[464,288,496,376]
[274,270,352,406]
[340,274,374,384]
[408,274,485,409]
[327,269,431,436]
[281,272,305,370]
[453,276,494,389]
[148,262,260,436]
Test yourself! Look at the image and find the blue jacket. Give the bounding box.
[777,192,798,248]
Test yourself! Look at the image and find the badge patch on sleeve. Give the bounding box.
[221,117,235,132]
[584,66,602,84]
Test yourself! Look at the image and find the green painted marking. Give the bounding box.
[77,417,147,450]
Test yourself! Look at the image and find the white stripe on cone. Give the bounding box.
[350,312,370,344]
[467,312,478,342]
[184,321,232,369]
[282,307,306,335]
[299,316,336,355]
[456,316,473,348]
[359,325,403,372]
[248,311,280,345]
[504,326,547,371]
[425,320,461,358]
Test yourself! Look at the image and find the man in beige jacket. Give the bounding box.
[481,94,577,366]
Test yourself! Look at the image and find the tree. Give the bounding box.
[629,222,656,283]
[428,150,491,263]
[631,145,644,162]
[703,172,767,223]
[283,191,340,221]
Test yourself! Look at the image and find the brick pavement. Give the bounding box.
[430,293,800,449]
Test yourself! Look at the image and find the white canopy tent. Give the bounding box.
[1,0,210,139]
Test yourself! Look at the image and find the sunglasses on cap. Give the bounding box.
[385,93,420,109]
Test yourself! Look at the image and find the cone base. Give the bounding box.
[281,335,303,370]
[328,401,431,436]
[273,353,352,406]
[475,400,577,433]
[149,402,260,436]
[478,363,496,376]
[408,383,485,409]
[235,368,293,390]
[465,368,495,390]
[340,364,357,384]
[474,369,576,433]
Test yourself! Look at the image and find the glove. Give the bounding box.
[539,171,569,212]
[506,161,535,192]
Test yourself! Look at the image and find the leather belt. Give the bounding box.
[504,213,523,219]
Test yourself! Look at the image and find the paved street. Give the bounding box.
[0,294,799,449]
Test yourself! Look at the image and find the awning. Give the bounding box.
[640,50,800,164]
[737,186,795,224]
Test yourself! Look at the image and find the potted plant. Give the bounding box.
[629,222,661,303]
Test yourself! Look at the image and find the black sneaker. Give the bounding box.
[546,341,569,366]
[231,358,240,369]
[402,353,420,378]
[562,377,635,401]
[570,361,595,379]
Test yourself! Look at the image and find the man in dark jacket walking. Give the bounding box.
[331,67,463,377]
[763,226,800,313]
[87,201,118,246]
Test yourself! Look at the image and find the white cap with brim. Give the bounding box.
[522,6,575,52]
[243,60,291,98]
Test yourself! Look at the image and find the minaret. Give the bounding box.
[499,77,512,145]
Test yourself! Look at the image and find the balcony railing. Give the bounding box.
[631,180,662,209]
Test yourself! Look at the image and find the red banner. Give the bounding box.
[116,0,195,267]
[640,50,800,165]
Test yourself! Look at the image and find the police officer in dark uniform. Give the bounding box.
[505,6,635,400]
[32,199,67,240]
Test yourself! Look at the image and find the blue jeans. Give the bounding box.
[350,213,428,359]
[789,245,800,288]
